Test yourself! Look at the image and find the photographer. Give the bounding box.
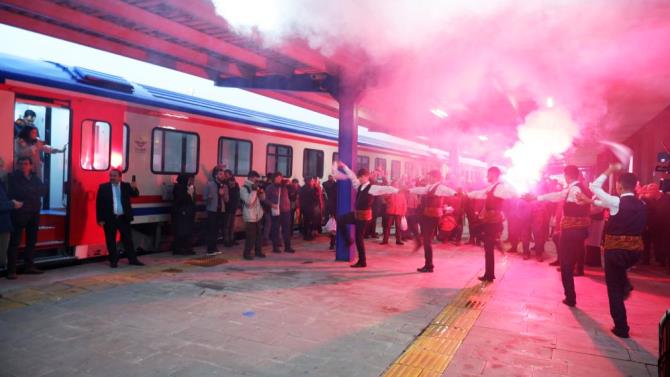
[265,173,294,253]
[240,171,266,260]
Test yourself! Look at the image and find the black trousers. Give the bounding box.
[301,208,314,240]
[206,211,226,252]
[605,249,640,334]
[337,212,369,264]
[223,210,236,245]
[244,221,263,257]
[559,228,589,303]
[383,214,402,243]
[481,222,503,279]
[103,215,138,264]
[406,213,421,243]
[7,211,40,273]
[421,216,439,269]
[271,212,292,251]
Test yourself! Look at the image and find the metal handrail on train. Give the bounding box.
[661,309,669,377]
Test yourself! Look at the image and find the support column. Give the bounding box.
[335,85,359,262]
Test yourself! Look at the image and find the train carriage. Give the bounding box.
[0,53,486,263]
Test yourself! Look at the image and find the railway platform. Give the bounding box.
[0,235,666,377]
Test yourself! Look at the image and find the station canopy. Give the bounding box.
[2,0,670,164]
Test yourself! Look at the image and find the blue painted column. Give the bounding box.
[335,85,359,262]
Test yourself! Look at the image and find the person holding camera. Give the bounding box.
[240,171,266,260]
[265,172,294,254]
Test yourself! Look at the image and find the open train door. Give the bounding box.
[69,98,126,258]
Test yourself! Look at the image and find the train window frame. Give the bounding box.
[303,148,324,178]
[150,127,200,175]
[122,123,130,173]
[218,136,253,177]
[266,143,293,177]
[80,119,111,171]
[391,160,401,180]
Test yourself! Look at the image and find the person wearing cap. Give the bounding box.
[334,161,398,268]
[467,167,516,282]
[583,164,646,338]
[409,170,456,273]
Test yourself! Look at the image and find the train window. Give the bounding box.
[218,137,252,176]
[391,160,401,180]
[357,156,370,171]
[267,143,293,177]
[151,128,199,174]
[303,148,324,178]
[122,124,129,172]
[80,120,111,171]
[374,158,387,173]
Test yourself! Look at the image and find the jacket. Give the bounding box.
[8,171,45,213]
[203,179,229,213]
[0,182,15,233]
[265,183,291,214]
[240,180,264,222]
[96,182,139,223]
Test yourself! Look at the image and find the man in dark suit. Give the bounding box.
[96,169,144,268]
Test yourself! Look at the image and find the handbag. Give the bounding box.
[325,217,337,234]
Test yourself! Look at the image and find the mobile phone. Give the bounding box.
[132,175,136,182]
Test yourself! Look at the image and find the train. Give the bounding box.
[0,52,488,262]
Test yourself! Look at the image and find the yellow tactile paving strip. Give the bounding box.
[381,252,512,377]
[0,255,233,312]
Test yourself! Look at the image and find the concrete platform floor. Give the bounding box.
[0,234,667,377]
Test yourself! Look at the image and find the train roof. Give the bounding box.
[0,53,438,158]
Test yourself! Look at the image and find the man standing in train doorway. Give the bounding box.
[96,169,144,268]
[334,161,398,268]
[467,167,516,282]
[586,164,646,338]
[410,170,456,273]
[534,165,591,306]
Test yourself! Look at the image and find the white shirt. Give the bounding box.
[409,182,455,197]
[111,183,123,215]
[537,181,582,203]
[468,181,516,200]
[590,174,632,216]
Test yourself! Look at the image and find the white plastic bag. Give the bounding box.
[400,216,408,231]
[325,217,337,234]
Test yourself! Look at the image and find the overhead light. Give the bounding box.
[430,108,448,119]
[546,97,555,108]
[478,135,489,142]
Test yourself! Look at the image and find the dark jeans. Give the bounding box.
[481,222,503,279]
[421,216,439,269]
[102,215,138,264]
[605,249,640,333]
[337,212,369,264]
[262,213,272,242]
[206,211,226,252]
[244,221,263,257]
[559,228,589,303]
[383,214,402,243]
[271,212,292,251]
[302,209,315,240]
[223,210,236,245]
[8,211,40,273]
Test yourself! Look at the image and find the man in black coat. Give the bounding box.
[7,157,44,278]
[96,169,144,268]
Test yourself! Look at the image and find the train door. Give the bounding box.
[13,98,71,252]
[69,98,126,258]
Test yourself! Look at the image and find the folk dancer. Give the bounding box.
[467,167,516,282]
[409,170,456,273]
[334,161,398,268]
[584,164,646,338]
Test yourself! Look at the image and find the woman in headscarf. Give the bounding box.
[172,174,196,255]
[14,125,64,180]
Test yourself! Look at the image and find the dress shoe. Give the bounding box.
[284,249,295,253]
[23,267,44,274]
[243,255,254,260]
[417,266,433,273]
[350,261,367,268]
[379,241,389,245]
[478,275,494,282]
[110,262,118,268]
[522,253,531,260]
[562,298,576,307]
[255,253,267,258]
[549,260,560,266]
[6,272,17,280]
[128,260,145,266]
[611,327,629,338]
[396,241,405,246]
